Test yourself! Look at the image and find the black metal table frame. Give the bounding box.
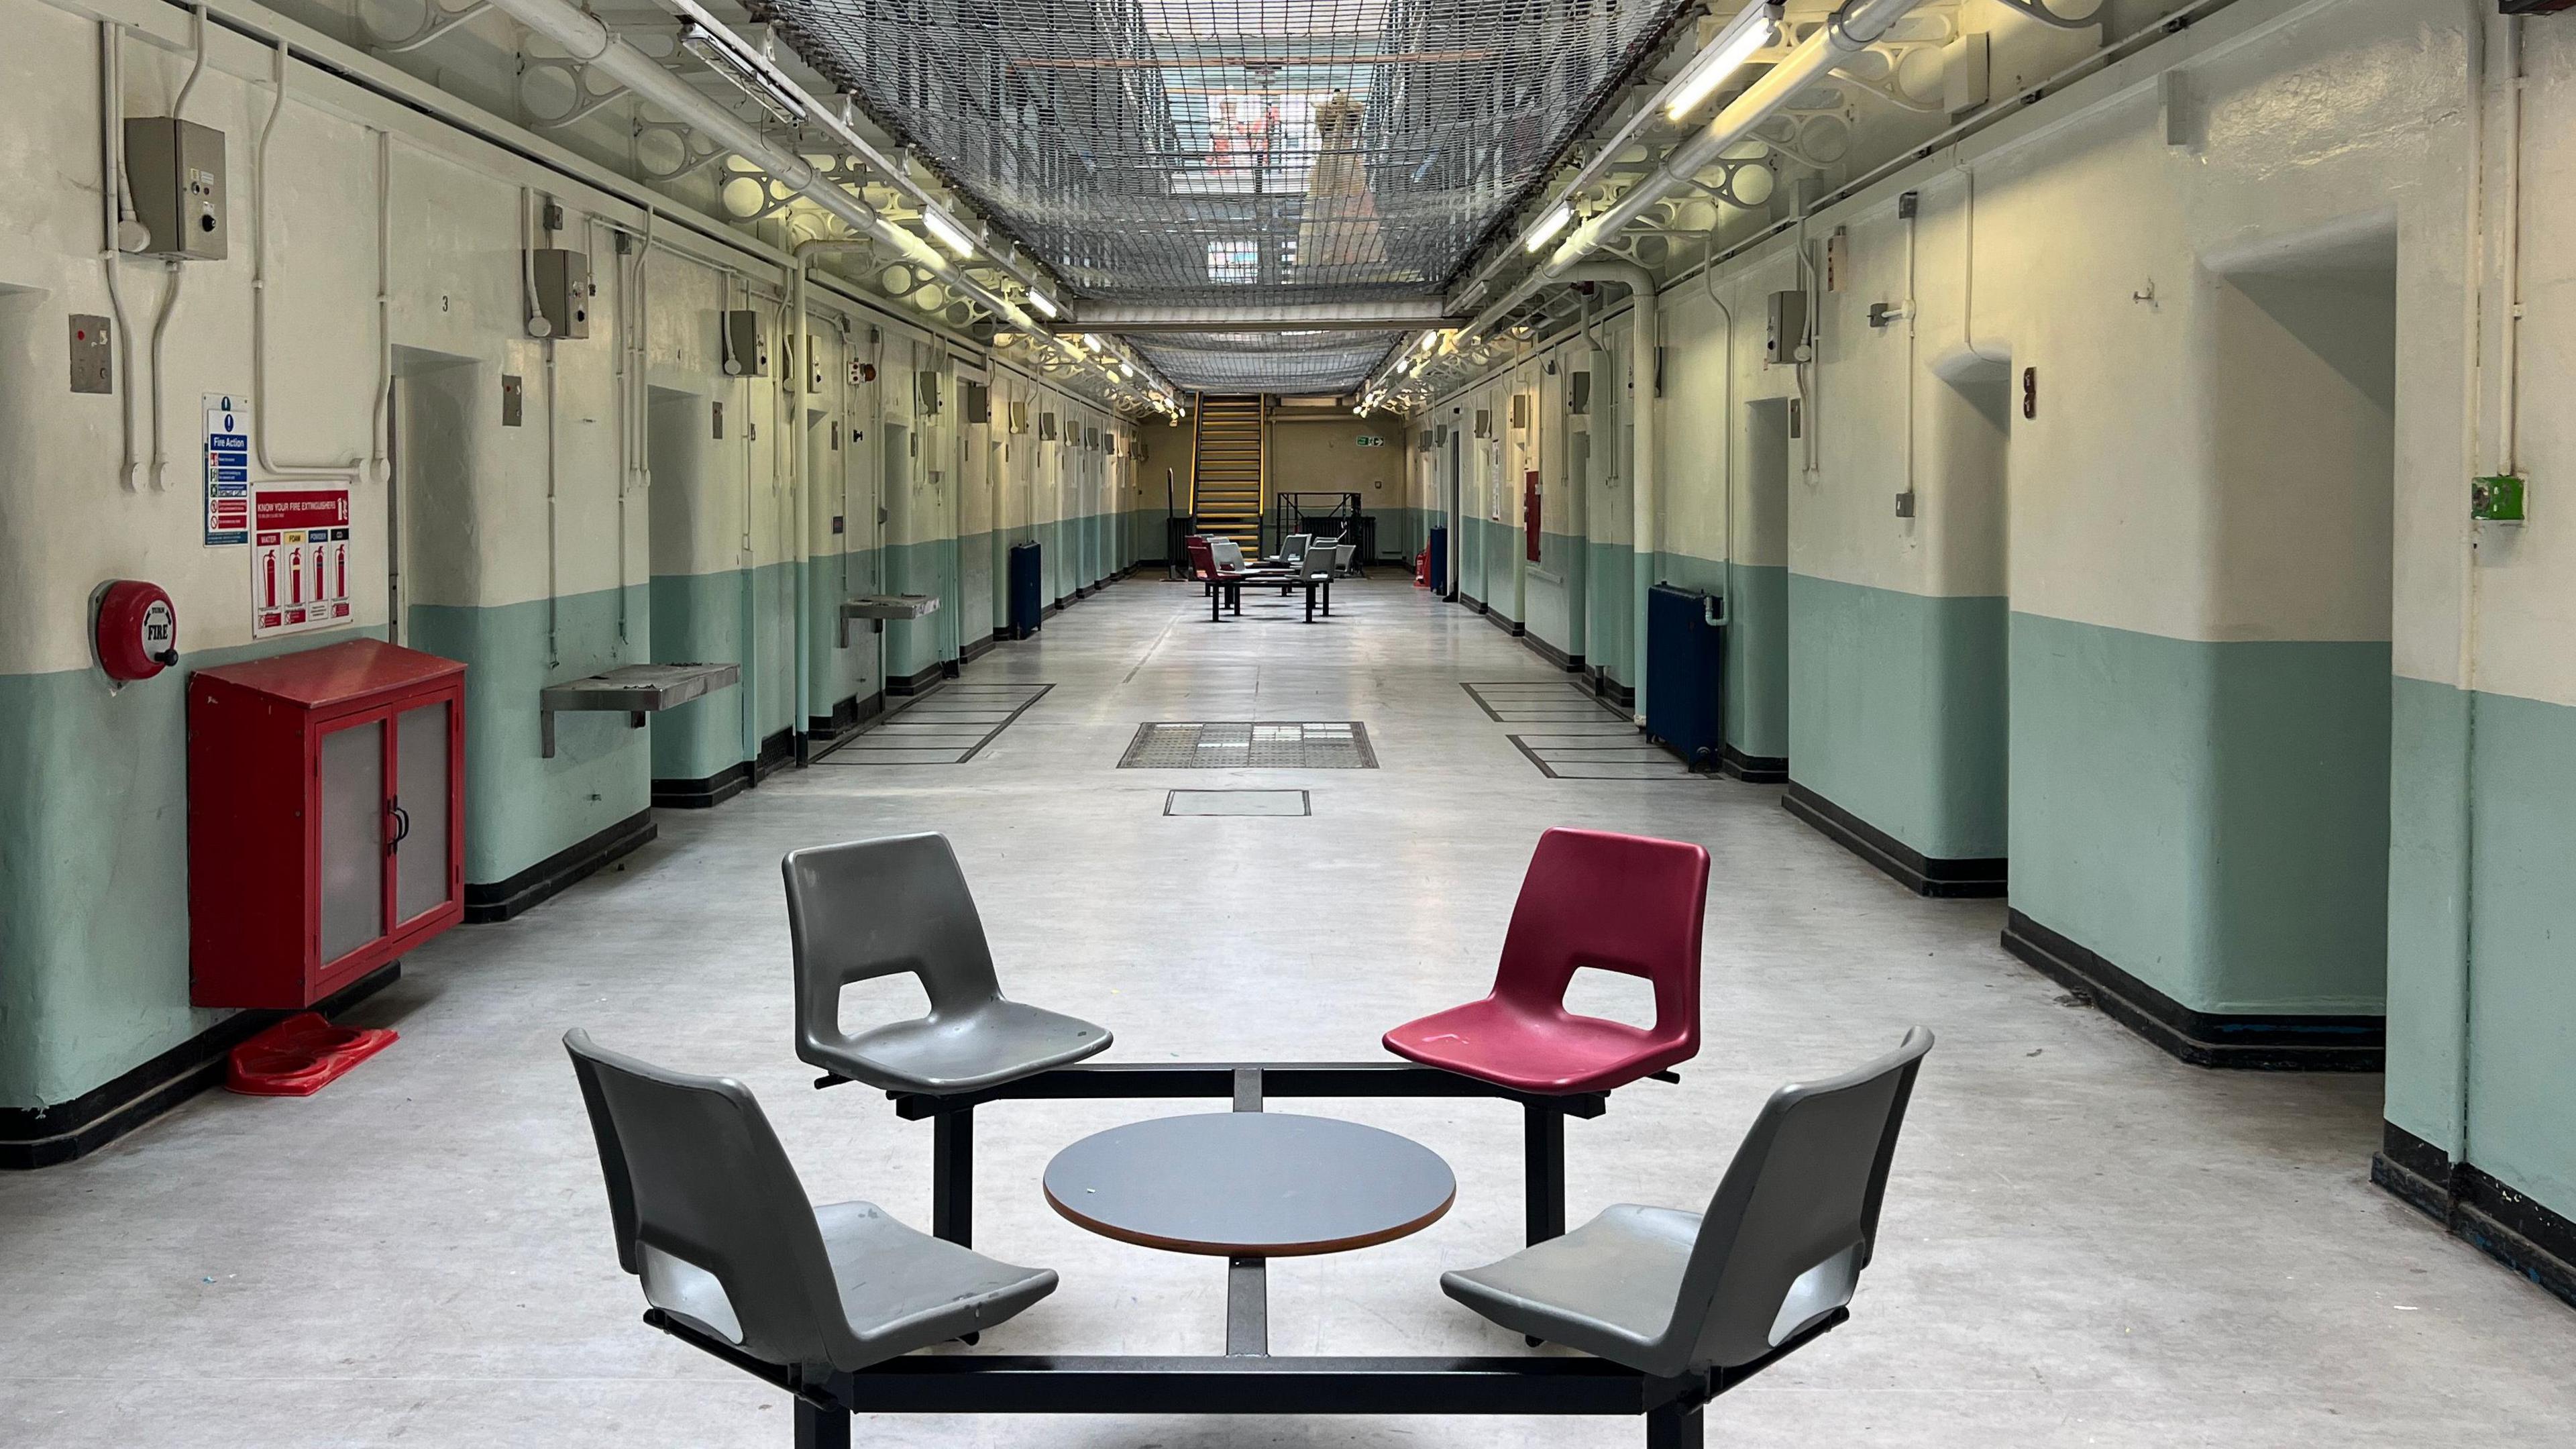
[659,1061,1836,1449]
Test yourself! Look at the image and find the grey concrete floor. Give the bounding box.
[5,576,2571,1448]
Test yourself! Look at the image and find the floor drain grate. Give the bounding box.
[814,682,1053,766]
[1164,789,1312,817]
[1118,722,1377,769]
[1461,681,1629,724]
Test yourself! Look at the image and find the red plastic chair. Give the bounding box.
[1185,535,1240,621]
[1384,828,1709,1095]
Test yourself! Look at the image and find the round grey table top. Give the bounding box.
[1042,1112,1456,1257]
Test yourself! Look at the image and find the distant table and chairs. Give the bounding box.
[564,826,1936,1449]
[1186,532,1341,623]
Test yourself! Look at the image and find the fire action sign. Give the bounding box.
[251,485,354,638]
[203,392,251,544]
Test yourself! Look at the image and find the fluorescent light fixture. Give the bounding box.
[1522,203,1574,253]
[921,209,978,258]
[1027,290,1060,319]
[1664,3,1778,121]
[678,21,806,123]
[1417,332,1439,353]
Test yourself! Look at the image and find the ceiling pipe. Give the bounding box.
[1542,0,1924,279]
[1558,262,1660,724]
[481,0,1177,409]
[1407,0,1927,392]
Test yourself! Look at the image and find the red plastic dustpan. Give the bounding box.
[227,1013,398,1097]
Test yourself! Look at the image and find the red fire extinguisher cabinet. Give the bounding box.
[189,639,467,1010]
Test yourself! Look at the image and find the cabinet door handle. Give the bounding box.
[387,801,412,854]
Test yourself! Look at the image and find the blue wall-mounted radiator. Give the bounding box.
[1644,583,1725,767]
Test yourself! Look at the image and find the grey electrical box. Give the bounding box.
[69,314,113,394]
[1509,394,1531,430]
[1766,290,1809,364]
[1038,411,1058,441]
[532,249,590,339]
[123,118,227,260]
[722,309,767,376]
[1568,372,1595,416]
[962,379,990,425]
[501,374,524,426]
[916,370,943,415]
[1474,408,1493,439]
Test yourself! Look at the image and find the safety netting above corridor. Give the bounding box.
[755,0,1696,308]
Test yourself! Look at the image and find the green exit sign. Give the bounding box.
[1354,435,1385,447]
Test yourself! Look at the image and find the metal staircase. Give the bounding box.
[1190,394,1265,548]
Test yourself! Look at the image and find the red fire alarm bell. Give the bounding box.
[97,580,178,681]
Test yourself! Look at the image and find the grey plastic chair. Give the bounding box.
[1332,541,1360,578]
[1440,1027,1933,1378]
[562,1028,1058,1373]
[1279,533,1311,563]
[784,833,1113,1094]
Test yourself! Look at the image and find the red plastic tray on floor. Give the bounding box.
[226,1013,398,1097]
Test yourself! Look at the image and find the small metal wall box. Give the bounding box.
[124,117,227,260]
[531,249,590,338]
[2471,475,2527,523]
[722,309,767,376]
[70,315,113,393]
[1766,290,1808,365]
[500,374,524,427]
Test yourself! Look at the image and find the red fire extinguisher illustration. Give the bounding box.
[333,543,346,599]
[262,549,277,607]
[288,545,303,604]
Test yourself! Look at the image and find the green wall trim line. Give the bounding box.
[409,586,657,890]
[1787,574,2008,863]
[2382,680,2576,1228]
[2008,612,2392,1018]
[0,624,381,1110]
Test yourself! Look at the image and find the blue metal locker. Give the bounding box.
[1008,541,1044,640]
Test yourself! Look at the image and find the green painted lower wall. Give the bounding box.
[1788,574,2008,861]
[2008,612,2391,1018]
[0,625,378,1109]
[800,547,885,724]
[643,568,767,779]
[409,587,656,886]
[2384,678,2576,1224]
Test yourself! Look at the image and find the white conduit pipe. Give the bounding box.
[146,260,184,490]
[1559,261,1658,722]
[1545,0,1924,281]
[99,21,140,492]
[252,40,369,478]
[1442,0,1928,360]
